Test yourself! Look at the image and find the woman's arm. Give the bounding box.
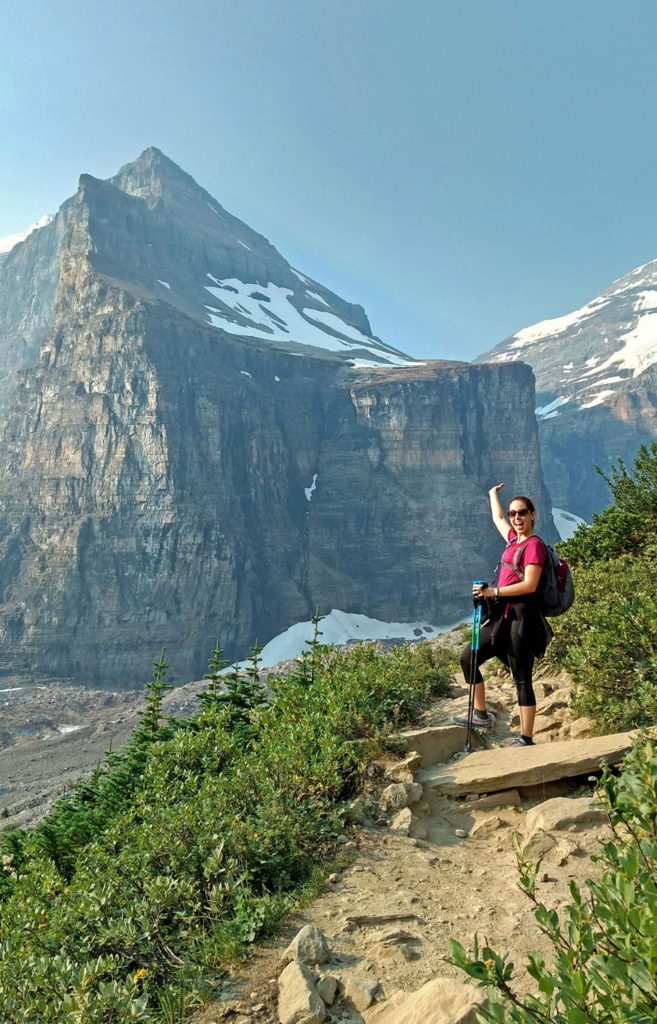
[489,483,510,539]
[478,563,542,601]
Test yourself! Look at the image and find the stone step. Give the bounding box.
[416,731,635,795]
[395,725,482,766]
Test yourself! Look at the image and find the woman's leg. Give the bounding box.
[459,621,498,712]
[508,616,536,740]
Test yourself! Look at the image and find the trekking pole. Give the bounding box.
[466,580,486,753]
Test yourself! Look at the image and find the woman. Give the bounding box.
[455,483,551,747]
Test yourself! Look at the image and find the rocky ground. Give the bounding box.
[188,659,619,1024]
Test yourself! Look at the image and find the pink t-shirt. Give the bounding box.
[498,530,547,589]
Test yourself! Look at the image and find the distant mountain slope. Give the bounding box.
[0,148,553,688]
[477,261,657,517]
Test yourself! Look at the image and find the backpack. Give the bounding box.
[499,537,575,618]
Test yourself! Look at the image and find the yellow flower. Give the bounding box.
[134,968,148,982]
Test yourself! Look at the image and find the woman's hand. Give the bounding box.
[472,582,494,600]
[489,482,505,496]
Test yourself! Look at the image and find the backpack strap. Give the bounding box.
[500,538,530,582]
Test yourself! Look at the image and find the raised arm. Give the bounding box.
[489,483,510,539]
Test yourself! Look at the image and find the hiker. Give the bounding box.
[455,483,552,747]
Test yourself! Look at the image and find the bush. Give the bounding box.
[0,629,453,1022]
[544,443,657,732]
[450,739,657,1023]
[544,550,657,732]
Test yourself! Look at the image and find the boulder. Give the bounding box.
[524,796,607,837]
[362,976,485,1023]
[470,815,504,839]
[524,828,557,859]
[277,962,326,1024]
[342,976,381,1012]
[282,925,330,966]
[385,752,423,780]
[569,717,597,739]
[389,808,413,834]
[316,976,338,1005]
[380,782,423,810]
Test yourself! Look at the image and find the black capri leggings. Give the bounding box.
[460,611,536,707]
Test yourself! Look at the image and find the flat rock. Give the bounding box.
[362,976,485,1023]
[524,796,607,836]
[416,732,634,794]
[395,726,466,766]
[466,789,522,811]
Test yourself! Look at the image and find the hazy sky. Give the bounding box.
[3,1,657,360]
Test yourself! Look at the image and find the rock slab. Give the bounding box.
[417,732,635,794]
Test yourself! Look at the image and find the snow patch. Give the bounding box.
[508,297,610,349]
[552,507,587,541]
[305,290,330,307]
[237,240,251,251]
[304,473,318,502]
[223,609,446,669]
[203,277,414,365]
[157,279,171,290]
[274,375,280,381]
[240,370,252,378]
[536,396,570,418]
[579,389,617,409]
[0,213,54,254]
[291,268,311,285]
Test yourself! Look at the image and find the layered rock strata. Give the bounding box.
[0,151,555,687]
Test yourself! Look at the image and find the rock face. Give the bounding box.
[0,148,555,688]
[477,259,657,518]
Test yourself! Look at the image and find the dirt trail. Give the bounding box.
[192,665,613,1024]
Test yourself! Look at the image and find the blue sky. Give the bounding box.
[2,0,657,360]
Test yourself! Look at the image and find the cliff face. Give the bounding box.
[0,151,554,687]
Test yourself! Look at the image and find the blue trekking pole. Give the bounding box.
[466,580,486,752]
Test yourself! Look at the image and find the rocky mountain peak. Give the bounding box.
[109,145,208,209]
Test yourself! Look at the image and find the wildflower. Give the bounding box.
[134,968,147,982]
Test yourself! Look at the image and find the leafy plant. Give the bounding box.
[449,738,657,1023]
[0,632,453,1022]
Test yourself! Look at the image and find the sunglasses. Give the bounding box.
[508,508,531,518]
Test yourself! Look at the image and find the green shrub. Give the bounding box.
[544,550,657,732]
[450,738,657,1023]
[0,629,453,1022]
[544,443,657,732]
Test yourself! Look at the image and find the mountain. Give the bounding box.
[477,260,657,517]
[0,148,555,688]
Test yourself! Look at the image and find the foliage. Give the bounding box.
[0,628,452,1022]
[449,738,657,1023]
[544,549,657,732]
[560,442,657,568]
[544,443,657,731]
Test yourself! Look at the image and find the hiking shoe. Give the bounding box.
[510,735,534,747]
[453,710,493,730]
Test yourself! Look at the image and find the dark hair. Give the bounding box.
[508,495,536,513]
